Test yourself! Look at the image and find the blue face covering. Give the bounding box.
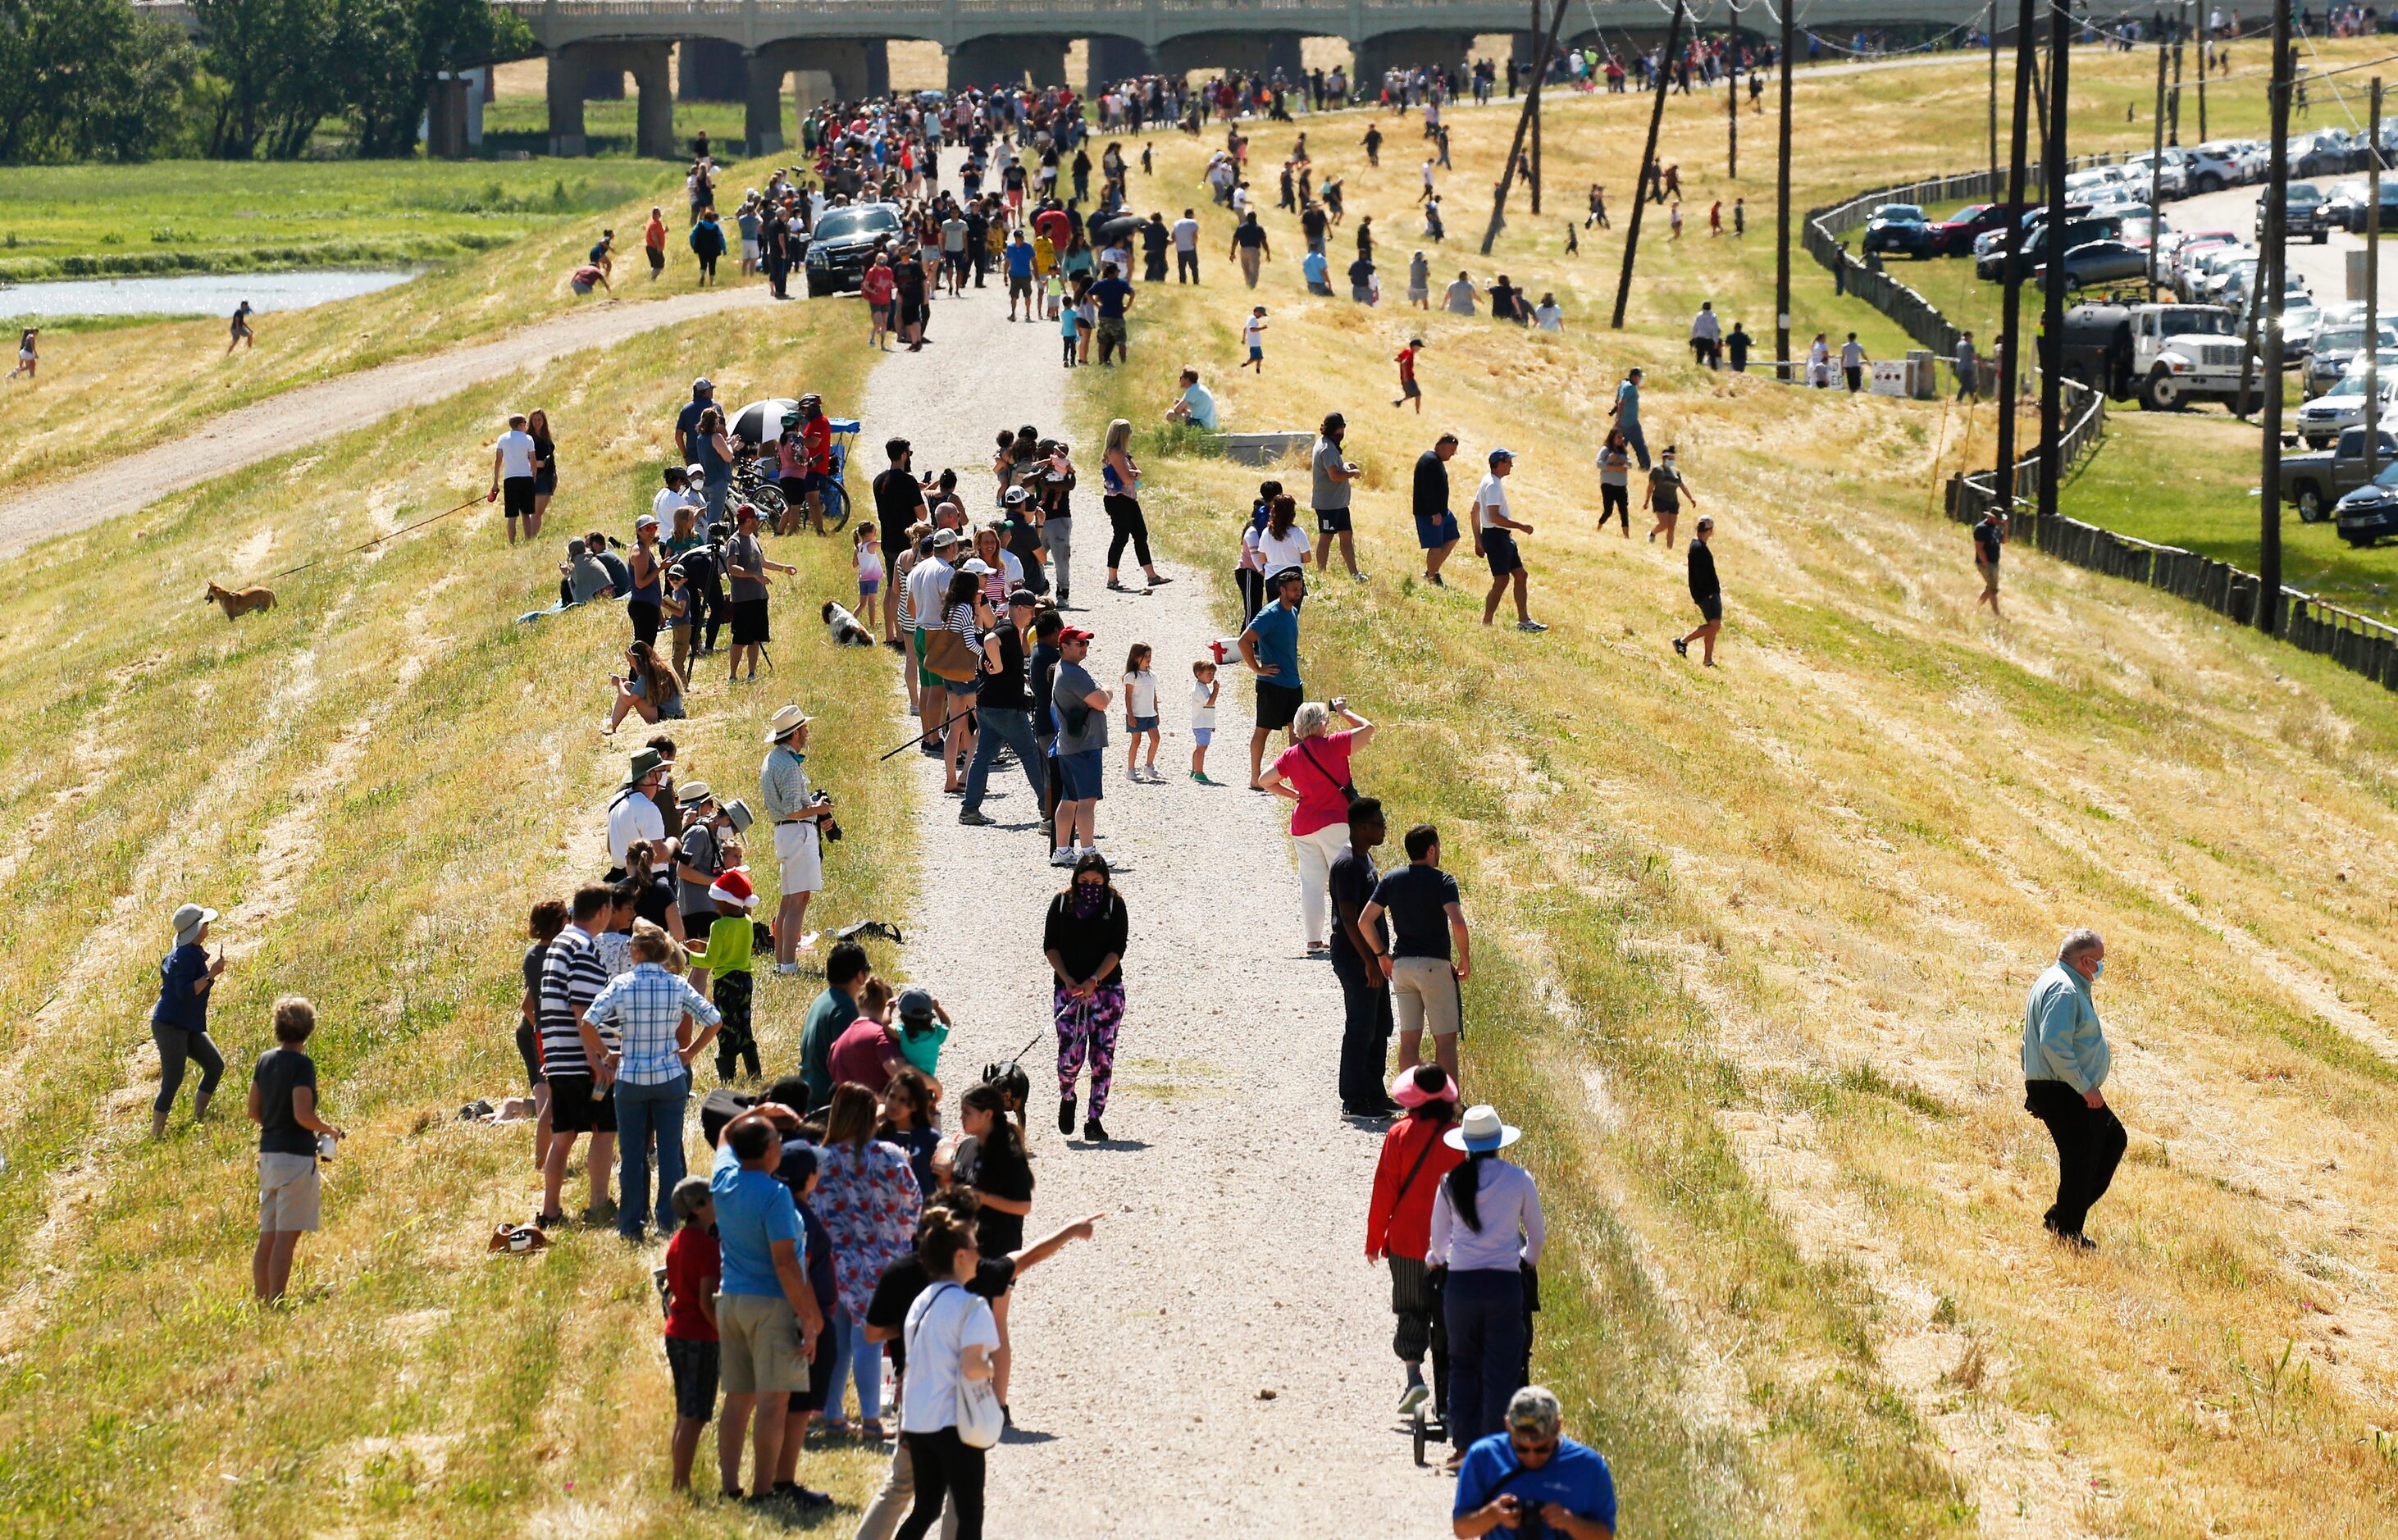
[2090,959,2104,980]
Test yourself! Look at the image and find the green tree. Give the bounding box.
[0,0,196,163]
[193,0,344,158]
[342,0,533,159]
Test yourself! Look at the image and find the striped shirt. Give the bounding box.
[585,962,722,1084]
[536,925,609,1078]
[760,745,810,822]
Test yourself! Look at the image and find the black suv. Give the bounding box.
[803,203,905,297]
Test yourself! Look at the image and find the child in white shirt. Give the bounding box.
[1120,642,1160,779]
[1242,306,1268,373]
[1188,659,1220,784]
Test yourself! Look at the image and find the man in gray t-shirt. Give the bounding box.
[1310,410,1365,581]
[1048,627,1113,864]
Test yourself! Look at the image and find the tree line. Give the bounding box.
[0,0,530,163]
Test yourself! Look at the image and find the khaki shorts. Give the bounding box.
[1390,956,1461,1037]
[775,819,823,895]
[1978,558,2000,595]
[258,1151,321,1232]
[716,1293,809,1396]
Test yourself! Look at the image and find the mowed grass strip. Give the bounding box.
[0,298,912,1534]
[1065,75,2398,1529]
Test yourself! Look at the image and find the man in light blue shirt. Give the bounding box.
[1166,367,1218,431]
[1607,367,1649,468]
[2021,928,2127,1249]
[1302,246,1332,294]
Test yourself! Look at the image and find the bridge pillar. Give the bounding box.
[549,42,677,157]
[1087,35,1154,96]
[864,42,890,98]
[745,50,788,155]
[629,43,676,160]
[547,49,589,157]
[950,35,1069,92]
[427,75,471,159]
[680,39,745,102]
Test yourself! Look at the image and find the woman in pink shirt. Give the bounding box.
[1257,698,1376,954]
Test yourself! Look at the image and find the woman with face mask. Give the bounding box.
[1042,851,1129,1143]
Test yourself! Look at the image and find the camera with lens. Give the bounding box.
[811,790,843,842]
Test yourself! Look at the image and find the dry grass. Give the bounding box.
[1071,51,2398,1534]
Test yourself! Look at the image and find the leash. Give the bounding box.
[877,703,979,761]
[249,493,486,585]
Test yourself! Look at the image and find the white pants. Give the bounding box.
[1292,822,1352,946]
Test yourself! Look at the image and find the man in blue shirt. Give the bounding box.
[1302,246,1332,294]
[709,1105,824,1500]
[1005,230,1037,321]
[1089,263,1136,364]
[1453,1386,1616,1538]
[2021,927,2125,1249]
[1238,565,1306,788]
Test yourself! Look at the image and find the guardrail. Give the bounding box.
[1810,154,2397,692]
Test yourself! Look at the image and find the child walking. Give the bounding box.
[851,523,882,630]
[1060,288,1081,367]
[694,862,760,1080]
[1241,304,1268,372]
[1121,643,1160,780]
[1189,658,1220,783]
[660,1176,718,1491]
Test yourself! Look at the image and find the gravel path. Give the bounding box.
[855,289,1436,1532]
[0,285,772,557]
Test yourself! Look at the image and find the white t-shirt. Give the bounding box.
[1121,669,1159,718]
[1534,303,1564,332]
[1190,678,1218,729]
[900,1283,1001,1435]
[652,486,701,530]
[907,554,955,631]
[1246,524,1311,572]
[1242,316,1267,350]
[1172,217,1200,253]
[1690,309,1721,342]
[1840,339,1867,367]
[496,430,537,480]
[1473,472,1510,534]
[606,788,666,868]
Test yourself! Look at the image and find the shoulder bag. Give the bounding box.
[911,1283,1006,1448]
[923,624,981,684]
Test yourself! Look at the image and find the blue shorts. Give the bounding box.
[1248,345,1264,361]
[859,576,880,596]
[1057,748,1105,801]
[1192,727,1214,746]
[1481,530,1522,577]
[1415,511,1460,550]
[1131,714,1159,734]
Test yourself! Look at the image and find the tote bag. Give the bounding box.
[910,1284,1005,1449]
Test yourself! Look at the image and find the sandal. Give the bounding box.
[859,1421,889,1442]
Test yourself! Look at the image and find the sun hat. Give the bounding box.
[171,903,218,946]
[708,867,758,910]
[763,704,811,744]
[623,748,666,786]
[896,986,937,1023]
[723,798,755,834]
[959,558,994,576]
[1443,1103,1522,1153]
[676,781,714,808]
[1388,1065,1460,1109]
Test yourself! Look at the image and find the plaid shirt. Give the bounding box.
[584,963,720,1085]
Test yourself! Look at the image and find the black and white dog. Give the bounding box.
[821,599,876,647]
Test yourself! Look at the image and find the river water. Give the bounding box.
[0,269,421,319]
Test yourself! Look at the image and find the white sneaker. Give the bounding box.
[1049,846,1078,867]
[1517,619,1548,633]
[773,962,802,976]
[1398,1382,1430,1415]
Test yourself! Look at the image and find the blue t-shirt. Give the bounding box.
[1452,1434,1617,1532]
[1089,276,1133,319]
[1302,249,1329,287]
[1006,242,1035,278]
[153,943,212,1033]
[711,1142,803,1296]
[1246,601,1302,695]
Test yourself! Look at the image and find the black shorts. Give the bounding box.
[1698,594,1724,624]
[515,1019,543,1087]
[667,1337,719,1421]
[546,1073,618,1134]
[1314,505,1352,535]
[1481,530,1522,578]
[502,476,536,518]
[1400,378,1421,399]
[1256,680,1304,731]
[646,246,665,273]
[729,599,771,645]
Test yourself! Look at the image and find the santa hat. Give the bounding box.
[709,868,757,911]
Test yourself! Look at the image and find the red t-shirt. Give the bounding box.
[663,1223,719,1341]
[1395,346,1416,384]
[1272,728,1356,837]
[802,415,833,476]
[827,1019,902,1095]
[861,267,896,305]
[1365,1115,1466,1261]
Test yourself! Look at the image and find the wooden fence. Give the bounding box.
[1811,156,2398,692]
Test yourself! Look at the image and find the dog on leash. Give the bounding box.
[204,582,276,621]
[821,599,875,647]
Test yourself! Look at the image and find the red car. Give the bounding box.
[1928,202,2035,257]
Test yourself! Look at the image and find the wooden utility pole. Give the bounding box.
[2148,39,2168,293]
[1727,0,1740,179]
[2197,8,2209,139]
[2036,0,2070,520]
[1989,0,2000,181]
[1614,0,1688,328]
[1775,0,1794,377]
[1530,0,1543,212]
[2368,78,2382,484]
[1481,0,1574,254]
[2259,0,2293,634]
[1995,0,2036,501]
[2169,2,2185,145]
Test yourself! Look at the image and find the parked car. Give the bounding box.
[2035,239,2152,293]
[1927,201,2031,256]
[1977,214,2126,280]
[2123,149,2191,198]
[801,202,904,295]
[2182,244,2254,303]
[2280,425,2398,522]
[2294,363,2398,445]
[2302,321,2398,398]
[2293,130,2360,178]
[2259,180,2333,244]
[1862,203,1935,257]
[2332,458,2398,545]
[2327,177,2398,231]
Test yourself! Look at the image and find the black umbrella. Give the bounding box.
[1092,214,1142,248]
[731,398,798,447]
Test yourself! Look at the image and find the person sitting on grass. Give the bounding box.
[663,1175,720,1492]
[604,640,687,735]
[248,996,344,1305]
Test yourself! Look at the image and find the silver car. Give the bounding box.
[2295,362,2398,445]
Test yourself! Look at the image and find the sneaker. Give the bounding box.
[774,962,802,977]
[1049,845,1078,867]
[1083,1116,1109,1141]
[1354,572,1370,582]
[1426,572,1445,587]
[1147,574,1174,586]
[1672,637,1689,657]
[1059,1096,1077,1136]
[959,808,996,826]
[1191,771,1211,784]
[1517,619,1548,633]
[1398,1381,1431,1416]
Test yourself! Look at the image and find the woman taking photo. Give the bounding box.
[1429,1103,1545,1468]
[814,1082,923,1441]
[894,1218,1000,1540]
[1101,417,1169,593]
[691,404,736,526]
[932,568,989,794]
[627,512,665,647]
[1258,699,1375,956]
[1043,851,1128,1141]
[603,640,685,734]
[527,408,558,535]
[1365,1064,1463,1420]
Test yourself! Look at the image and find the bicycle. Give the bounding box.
[728,454,787,527]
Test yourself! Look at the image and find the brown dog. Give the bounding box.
[204,582,276,620]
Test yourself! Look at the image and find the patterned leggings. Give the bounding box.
[713,972,759,1082]
[1054,984,1124,1117]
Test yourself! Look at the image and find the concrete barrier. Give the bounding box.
[1215,431,1312,466]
